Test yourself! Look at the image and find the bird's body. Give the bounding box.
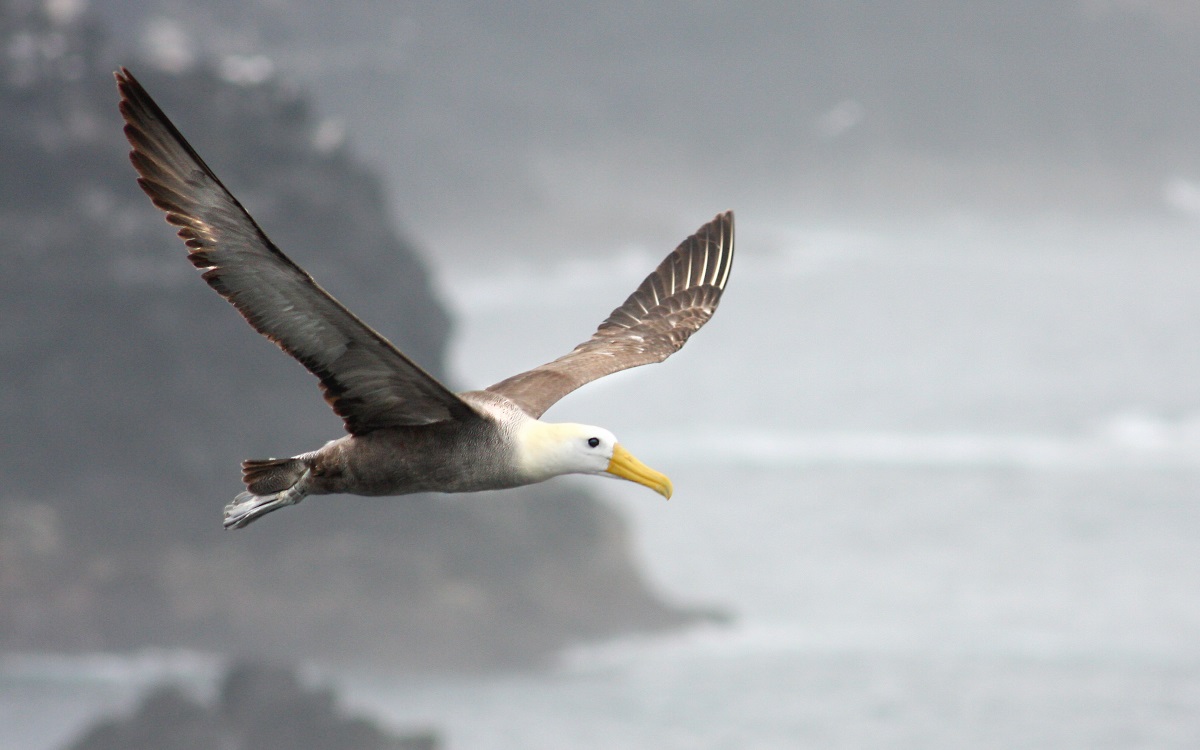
[116,68,734,529]
[257,391,553,498]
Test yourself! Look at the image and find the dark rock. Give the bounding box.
[64,661,440,750]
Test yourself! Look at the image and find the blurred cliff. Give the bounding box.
[65,661,440,750]
[0,0,687,670]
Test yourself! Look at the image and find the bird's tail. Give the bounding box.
[224,457,313,530]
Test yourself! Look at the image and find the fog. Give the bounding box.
[92,2,1200,260]
[7,1,1200,748]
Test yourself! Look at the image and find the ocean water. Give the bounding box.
[6,216,1200,748]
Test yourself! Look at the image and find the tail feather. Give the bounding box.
[241,457,307,495]
[226,457,312,529]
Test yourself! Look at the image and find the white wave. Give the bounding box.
[559,617,1200,674]
[433,222,881,314]
[558,620,887,671]
[0,649,223,687]
[638,414,1200,470]
[435,246,660,314]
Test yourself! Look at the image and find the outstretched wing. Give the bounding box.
[488,211,734,418]
[116,68,476,434]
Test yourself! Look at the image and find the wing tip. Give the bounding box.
[683,209,735,291]
[707,209,734,234]
[114,66,143,106]
[692,210,733,241]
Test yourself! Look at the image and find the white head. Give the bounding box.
[516,421,673,498]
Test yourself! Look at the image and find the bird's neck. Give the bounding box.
[512,419,584,482]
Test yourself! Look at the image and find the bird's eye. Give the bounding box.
[587,437,600,448]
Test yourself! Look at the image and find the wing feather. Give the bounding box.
[116,68,476,434]
[487,211,734,417]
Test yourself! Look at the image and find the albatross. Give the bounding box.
[115,68,734,529]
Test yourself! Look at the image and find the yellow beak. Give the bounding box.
[606,443,673,499]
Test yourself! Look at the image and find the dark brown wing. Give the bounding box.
[116,68,476,434]
[488,211,734,418]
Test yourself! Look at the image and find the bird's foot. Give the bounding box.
[223,487,304,529]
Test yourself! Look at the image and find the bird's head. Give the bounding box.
[516,421,673,498]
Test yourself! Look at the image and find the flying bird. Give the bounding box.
[115,67,734,529]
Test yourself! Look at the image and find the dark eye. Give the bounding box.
[587,437,600,448]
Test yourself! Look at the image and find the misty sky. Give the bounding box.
[88,1,1200,264]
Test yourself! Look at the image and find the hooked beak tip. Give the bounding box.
[606,443,673,500]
